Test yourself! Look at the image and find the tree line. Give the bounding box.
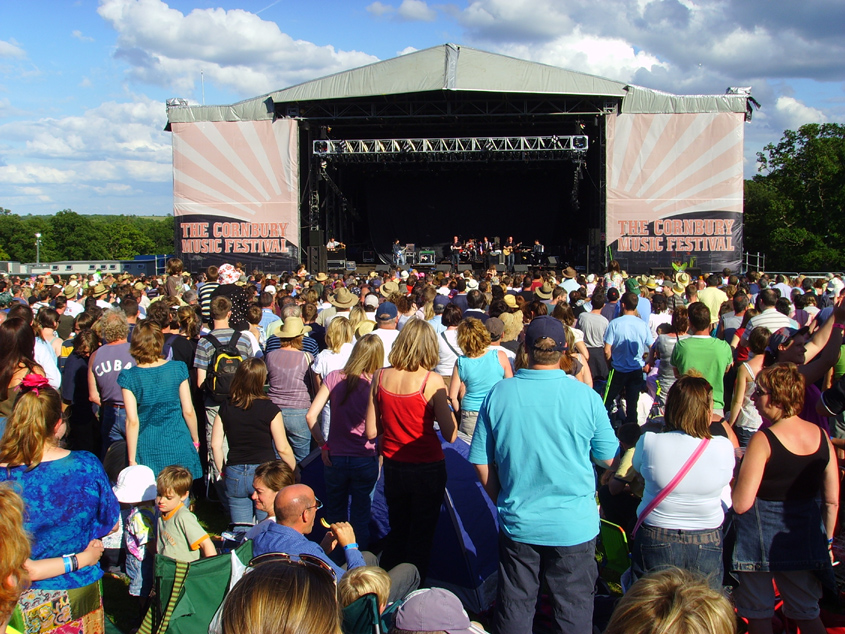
[0,210,175,263]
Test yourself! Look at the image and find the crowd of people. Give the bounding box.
[2,257,845,634]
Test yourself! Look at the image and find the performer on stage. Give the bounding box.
[393,239,406,266]
[326,236,344,251]
[450,236,462,271]
[532,239,545,266]
[503,236,518,272]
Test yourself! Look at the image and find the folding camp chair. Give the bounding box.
[597,519,631,578]
[342,593,386,634]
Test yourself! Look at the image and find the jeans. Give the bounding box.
[323,455,379,550]
[282,408,312,464]
[505,253,514,272]
[381,458,447,581]
[100,404,127,458]
[734,426,755,448]
[224,463,268,529]
[126,552,154,597]
[494,531,598,634]
[605,368,644,426]
[632,524,723,590]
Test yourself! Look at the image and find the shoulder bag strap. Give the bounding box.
[441,331,462,358]
[631,437,711,538]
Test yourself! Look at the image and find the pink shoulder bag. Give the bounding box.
[631,437,711,538]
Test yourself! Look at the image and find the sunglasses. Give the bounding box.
[305,498,323,512]
[752,387,770,398]
[249,552,337,582]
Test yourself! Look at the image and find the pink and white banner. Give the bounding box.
[606,112,744,272]
[172,119,299,260]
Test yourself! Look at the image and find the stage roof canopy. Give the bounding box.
[166,43,750,124]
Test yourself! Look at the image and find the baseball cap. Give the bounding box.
[485,317,504,340]
[606,287,620,302]
[393,588,485,634]
[766,326,809,357]
[525,315,566,352]
[433,294,450,308]
[377,301,398,321]
[364,294,379,308]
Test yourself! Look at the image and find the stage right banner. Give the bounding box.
[606,112,744,273]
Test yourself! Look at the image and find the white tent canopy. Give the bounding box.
[166,43,749,124]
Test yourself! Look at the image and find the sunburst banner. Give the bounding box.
[606,112,744,272]
[171,119,300,264]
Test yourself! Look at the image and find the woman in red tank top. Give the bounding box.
[366,319,457,580]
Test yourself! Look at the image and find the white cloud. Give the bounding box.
[398,46,418,56]
[0,39,26,58]
[773,96,827,129]
[366,1,394,16]
[0,165,76,185]
[452,0,845,88]
[97,0,379,97]
[397,0,436,22]
[71,30,95,42]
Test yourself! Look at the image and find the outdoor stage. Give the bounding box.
[167,44,752,275]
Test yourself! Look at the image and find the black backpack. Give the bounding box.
[203,331,242,403]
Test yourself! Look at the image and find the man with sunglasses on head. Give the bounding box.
[252,484,419,602]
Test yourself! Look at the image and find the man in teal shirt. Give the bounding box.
[469,316,617,633]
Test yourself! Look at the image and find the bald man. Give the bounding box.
[252,484,420,601]
[252,484,364,578]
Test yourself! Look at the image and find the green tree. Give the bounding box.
[50,209,108,260]
[746,123,845,270]
[98,218,155,260]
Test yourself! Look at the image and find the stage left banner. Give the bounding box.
[172,119,299,270]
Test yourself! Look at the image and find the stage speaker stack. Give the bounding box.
[375,265,391,273]
[435,264,451,273]
[513,264,530,273]
[546,256,559,268]
[458,264,473,273]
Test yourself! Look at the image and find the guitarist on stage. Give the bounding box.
[503,236,519,272]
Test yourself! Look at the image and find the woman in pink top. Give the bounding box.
[306,334,383,550]
[367,319,456,580]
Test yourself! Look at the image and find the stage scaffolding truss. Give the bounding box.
[312,135,589,163]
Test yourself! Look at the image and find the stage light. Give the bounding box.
[314,141,329,154]
[573,136,588,150]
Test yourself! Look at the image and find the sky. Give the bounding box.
[1,0,842,217]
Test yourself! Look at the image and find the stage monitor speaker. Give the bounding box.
[435,264,451,273]
[547,256,559,267]
[362,250,375,263]
[458,264,473,272]
[375,265,391,273]
[309,230,324,247]
[513,265,530,273]
[345,261,357,271]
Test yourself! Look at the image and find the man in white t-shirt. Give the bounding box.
[371,301,401,367]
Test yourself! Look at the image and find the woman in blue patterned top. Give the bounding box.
[119,322,202,480]
[0,375,120,633]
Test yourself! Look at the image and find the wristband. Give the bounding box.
[192,441,200,448]
[71,554,79,571]
[829,538,835,544]
[344,543,359,551]
[321,443,330,451]
[62,555,73,574]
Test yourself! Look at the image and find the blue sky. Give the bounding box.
[1,0,842,216]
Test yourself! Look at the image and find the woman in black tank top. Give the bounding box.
[731,363,838,633]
